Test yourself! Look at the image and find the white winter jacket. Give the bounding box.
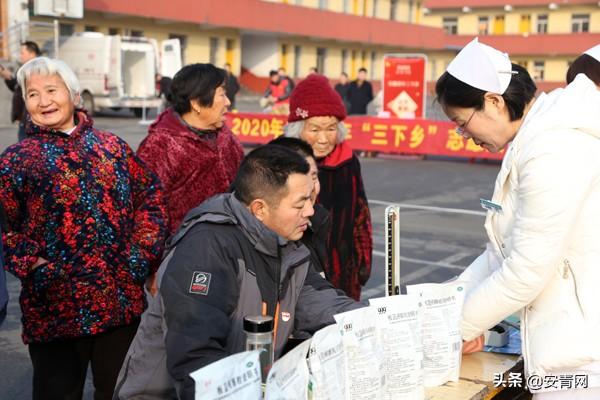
[460,74,600,392]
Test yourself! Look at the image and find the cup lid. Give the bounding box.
[243,315,274,333]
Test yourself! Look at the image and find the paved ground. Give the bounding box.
[0,114,500,398]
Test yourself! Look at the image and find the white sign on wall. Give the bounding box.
[33,0,83,19]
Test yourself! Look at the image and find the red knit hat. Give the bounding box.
[288,74,347,123]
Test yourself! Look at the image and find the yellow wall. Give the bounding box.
[423,5,600,35]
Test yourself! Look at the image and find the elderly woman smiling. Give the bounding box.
[0,57,168,399]
[285,74,372,301]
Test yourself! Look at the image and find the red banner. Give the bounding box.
[383,56,426,119]
[226,113,503,160]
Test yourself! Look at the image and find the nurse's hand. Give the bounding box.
[462,335,485,354]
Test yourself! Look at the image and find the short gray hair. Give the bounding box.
[284,120,348,143]
[17,57,80,101]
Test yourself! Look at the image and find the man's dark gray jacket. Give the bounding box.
[113,193,361,399]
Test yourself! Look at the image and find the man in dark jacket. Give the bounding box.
[114,146,361,400]
[347,67,374,115]
[334,72,351,113]
[0,41,40,142]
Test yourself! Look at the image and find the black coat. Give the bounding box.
[4,77,26,123]
[225,73,240,107]
[347,80,374,115]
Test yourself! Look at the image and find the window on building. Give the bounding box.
[390,0,398,20]
[408,0,414,23]
[84,25,98,32]
[343,0,350,13]
[108,27,121,36]
[294,45,301,78]
[209,37,219,65]
[341,49,349,74]
[281,44,289,70]
[318,0,328,9]
[295,0,302,4]
[351,50,357,79]
[516,60,528,69]
[519,15,531,34]
[130,30,144,37]
[572,14,590,33]
[430,59,437,81]
[59,23,74,37]
[169,33,188,65]
[370,51,377,79]
[533,61,545,80]
[353,0,359,15]
[478,16,489,35]
[226,39,235,67]
[536,14,548,33]
[361,50,367,69]
[316,47,327,75]
[372,0,378,17]
[493,15,505,34]
[443,17,458,35]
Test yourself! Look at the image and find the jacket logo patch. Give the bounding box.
[189,271,211,295]
[281,312,291,322]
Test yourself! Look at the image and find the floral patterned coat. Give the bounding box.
[0,111,168,344]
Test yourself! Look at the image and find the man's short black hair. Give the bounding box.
[358,67,367,73]
[269,70,279,78]
[21,41,40,56]
[268,137,315,160]
[233,145,309,206]
[171,63,226,114]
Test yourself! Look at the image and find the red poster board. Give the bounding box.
[382,55,427,119]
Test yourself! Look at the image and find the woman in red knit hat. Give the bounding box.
[284,74,372,301]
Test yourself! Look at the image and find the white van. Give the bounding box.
[59,32,181,116]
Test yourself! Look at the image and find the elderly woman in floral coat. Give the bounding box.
[0,57,168,400]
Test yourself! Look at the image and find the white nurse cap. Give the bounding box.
[446,37,515,95]
[584,44,600,62]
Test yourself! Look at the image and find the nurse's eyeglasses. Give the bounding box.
[456,109,476,137]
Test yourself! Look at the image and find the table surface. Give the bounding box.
[425,352,521,400]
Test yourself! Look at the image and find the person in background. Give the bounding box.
[261,69,292,115]
[347,67,374,115]
[285,74,373,301]
[114,145,361,400]
[155,73,173,112]
[0,57,168,400]
[334,72,351,112]
[308,67,318,75]
[138,63,243,235]
[0,41,40,142]
[278,66,295,92]
[437,38,600,399]
[566,44,600,88]
[224,63,241,110]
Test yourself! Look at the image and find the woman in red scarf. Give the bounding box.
[284,74,372,300]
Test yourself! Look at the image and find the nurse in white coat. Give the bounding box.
[436,38,600,399]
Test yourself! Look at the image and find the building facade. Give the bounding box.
[422,0,600,90]
[3,0,598,93]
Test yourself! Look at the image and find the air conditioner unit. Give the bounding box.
[33,0,83,19]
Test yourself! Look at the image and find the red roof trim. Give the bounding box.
[85,0,447,50]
